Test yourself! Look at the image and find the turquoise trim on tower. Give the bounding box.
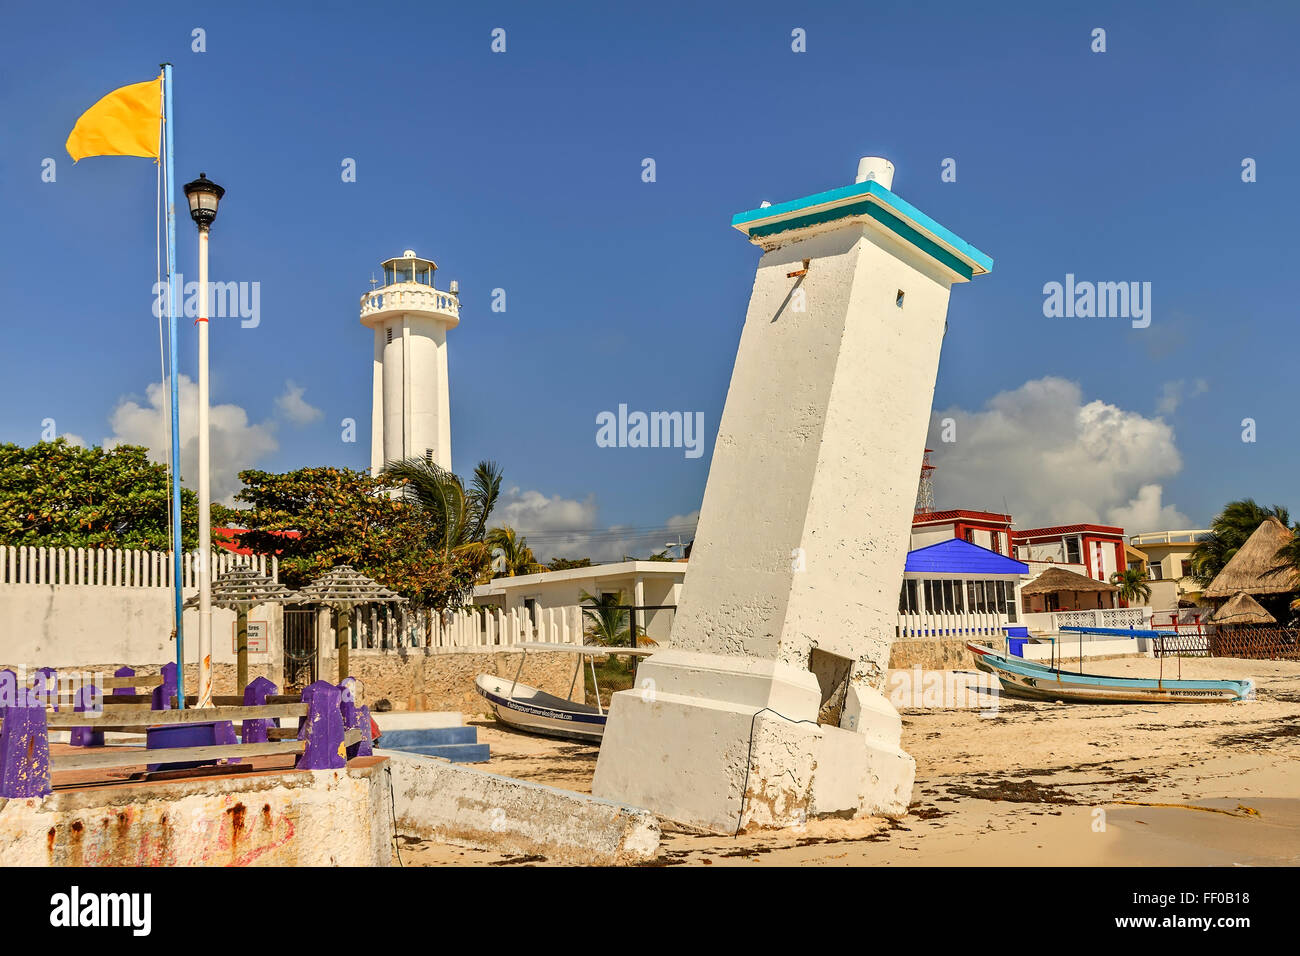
[732,179,993,279]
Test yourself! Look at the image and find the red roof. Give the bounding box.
[912,509,1013,526]
[213,527,301,557]
[1013,524,1125,540]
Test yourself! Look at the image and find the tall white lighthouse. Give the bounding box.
[360,250,460,476]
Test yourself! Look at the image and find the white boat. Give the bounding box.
[474,642,654,743]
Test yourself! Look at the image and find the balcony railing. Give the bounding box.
[360,283,459,321]
[1129,530,1210,546]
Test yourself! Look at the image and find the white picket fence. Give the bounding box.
[0,544,277,588]
[896,609,1010,639]
[352,604,587,652]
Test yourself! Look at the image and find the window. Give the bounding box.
[896,290,905,308]
[386,327,393,344]
[1003,582,1018,623]
[425,448,434,463]
[899,580,919,614]
[1150,564,1164,581]
[1065,536,1082,564]
[1180,560,1192,578]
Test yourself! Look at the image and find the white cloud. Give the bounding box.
[61,433,86,448]
[1156,378,1209,416]
[104,376,278,505]
[929,376,1189,534]
[1106,483,1190,532]
[275,380,323,426]
[491,485,698,562]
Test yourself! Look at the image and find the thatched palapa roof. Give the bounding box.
[1204,517,1298,598]
[1020,566,1119,596]
[1208,590,1276,626]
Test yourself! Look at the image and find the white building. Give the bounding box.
[473,561,687,645]
[360,251,460,475]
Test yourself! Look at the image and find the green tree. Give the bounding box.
[579,589,630,647]
[1190,499,1293,585]
[486,525,545,577]
[382,458,501,581]
[0,439,222,550]
[548,557,592,571]
[232,465,480,608]
[1110,566,1153,604]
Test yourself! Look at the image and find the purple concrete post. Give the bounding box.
[296,682,315,738]
[0,689,51,798]
[151,661,178,711]
[213,719,241,763]
[0,669,16,711]
[241,676,278,744]
[351,705,374,759]
[32,667,58,712]
[70,684,104,748]
[338,678,358,728]
[296,680,345,770]
[337,680,369,758]
[113,666,136,697]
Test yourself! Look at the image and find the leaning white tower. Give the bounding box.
[360,250,460,476]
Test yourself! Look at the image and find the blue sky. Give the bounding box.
[1,1,1296,557]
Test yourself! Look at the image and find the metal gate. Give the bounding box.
[284,607,318,690]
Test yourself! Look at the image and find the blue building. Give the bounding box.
[897,538,1028,639]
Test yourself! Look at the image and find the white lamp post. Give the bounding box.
[183,172,224,708]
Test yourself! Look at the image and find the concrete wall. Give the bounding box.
[383,750,659,865]
[0,761,392,866]
[0,583,283,676]
[909,526,954,549]
[888,638,993,670]
[347,646,589,712]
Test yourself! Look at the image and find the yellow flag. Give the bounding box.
[65,74,163,162]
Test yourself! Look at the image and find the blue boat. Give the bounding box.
[966,641,1253,704]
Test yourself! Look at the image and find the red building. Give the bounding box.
[911,510,1014,555]
[1010,524,1127,583]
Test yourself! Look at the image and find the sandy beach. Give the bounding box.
[397,655,1300,866]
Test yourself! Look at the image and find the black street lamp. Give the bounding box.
[183,172,224,230]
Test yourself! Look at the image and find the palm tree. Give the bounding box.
[383,458,500,550]
[579,589,630,647]
[1190,499,1292,585]
[1110,566,1152,605]
[382,458,503,593]
[486,526,545,577]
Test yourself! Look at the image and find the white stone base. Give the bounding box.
[591,649,915,834]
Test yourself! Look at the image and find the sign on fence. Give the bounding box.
[232,621,268,654]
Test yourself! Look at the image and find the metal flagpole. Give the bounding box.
[162,62,186,709]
